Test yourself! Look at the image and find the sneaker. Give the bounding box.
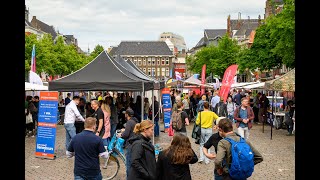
[198,160,203,163]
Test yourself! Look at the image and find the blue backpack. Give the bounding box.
[224,136,254,180]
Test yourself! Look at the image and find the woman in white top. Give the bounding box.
[226,96,236,124]
[182,95,190,119]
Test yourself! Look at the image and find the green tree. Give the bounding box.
[89,44,104,60]
[237,0,295,71]
[186,34,240,77]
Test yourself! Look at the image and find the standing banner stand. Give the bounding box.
[162,88,171,132]
[35,91,59,160]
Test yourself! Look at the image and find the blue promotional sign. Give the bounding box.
[162,88,172,129]
[38,100,58,124]
[35,91,58,160]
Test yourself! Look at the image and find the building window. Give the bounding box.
[152,58,155,65]
[143,68,146,73]
[134,57,137,60]
[152,68,155,77]
[134,60,137,65]
[157,59,160,65]
[162,58,165,65]
[148,57,151,66]
[162,68,165,77]
[127,57,131,61]
[138,57,142,60]
[143,60,146,66]
[157,68,160,77]
[148,68,151,76]
[166,68,169,77]
[166,57,169,65]
[138,60,142,66]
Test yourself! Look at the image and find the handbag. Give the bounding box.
[196,112,202,136]
[168,125,174,136]
[26,112,33,124]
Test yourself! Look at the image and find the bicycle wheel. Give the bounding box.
[100,153,120,180]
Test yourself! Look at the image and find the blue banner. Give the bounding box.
[162,93,172,129]
[35,91,58,160]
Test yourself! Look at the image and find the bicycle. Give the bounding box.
[100,130,126,180]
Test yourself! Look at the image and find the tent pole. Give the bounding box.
[271,90,275,140]
[152,90,155,145]
[141,82,144,123]
[158,90,162,127]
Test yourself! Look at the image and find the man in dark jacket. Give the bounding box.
[214,97,228,117]
[120,109,139,148]
[150,96,160,137]
[119,108,139,180]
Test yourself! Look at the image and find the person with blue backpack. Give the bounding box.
[214,118,263,180]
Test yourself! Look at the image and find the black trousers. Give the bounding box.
[75,122,84,134]
[253,107,259,122]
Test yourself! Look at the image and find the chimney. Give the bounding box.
[227,15,231,37]
[258,15,261,26]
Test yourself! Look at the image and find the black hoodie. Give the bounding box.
[121,116,139,148]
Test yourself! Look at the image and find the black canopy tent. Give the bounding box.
[48,51,154,92]
[49,51,158,143]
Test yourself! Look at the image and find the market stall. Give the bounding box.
[263,68,295,139]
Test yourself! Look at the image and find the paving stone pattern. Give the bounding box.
[25,122,295,180]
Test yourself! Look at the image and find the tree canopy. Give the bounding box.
[25,34,103,78]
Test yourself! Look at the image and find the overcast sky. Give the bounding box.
[26,0,266,53]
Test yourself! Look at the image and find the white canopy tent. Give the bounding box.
[25,82,48,91]
[231,82,259,88]
[242,82,265,90]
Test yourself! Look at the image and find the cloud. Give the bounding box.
[26,0,266,51]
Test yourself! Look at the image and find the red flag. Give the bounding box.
[219,64,238,103]
[201,64,206,95]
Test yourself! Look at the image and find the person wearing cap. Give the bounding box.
[119,108,139,179]
[120,109,139,147]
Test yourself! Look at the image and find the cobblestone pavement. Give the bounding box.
[25,122,295,180]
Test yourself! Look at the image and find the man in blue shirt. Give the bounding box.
[67,117,109,180]
[233,98,254,140]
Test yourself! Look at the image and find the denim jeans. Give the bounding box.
[125,147,132,180]
[199,128,212,163]
[102,137,110,147]
[237,126,250,140]
[110,123,117,139]
[144,113,148,120]
[64,123,76,150]
[74,172,102,180]
[227,114,235,124]
[154,118,159,137]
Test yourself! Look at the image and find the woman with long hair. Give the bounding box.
[100,100,111,147]
[156,133,198,180]
[127,120,156,180]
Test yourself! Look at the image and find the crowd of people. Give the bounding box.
[25,88,295,179]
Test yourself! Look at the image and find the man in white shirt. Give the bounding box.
[211,91,220,112]
[64,96,85,151]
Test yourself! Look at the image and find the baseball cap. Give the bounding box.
[126,109,134,116]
